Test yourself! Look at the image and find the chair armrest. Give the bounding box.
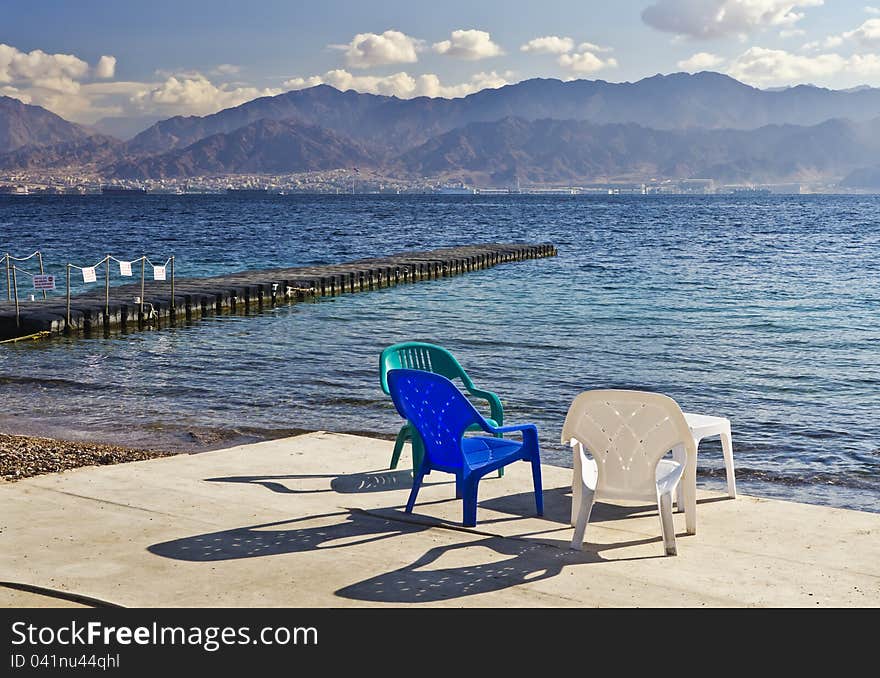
[467,387,504,425]
[484,423,541,457]
[486,423,535,435]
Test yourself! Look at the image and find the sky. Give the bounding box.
[3,1,880,124]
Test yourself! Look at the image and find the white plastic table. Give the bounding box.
[674,413,736,516]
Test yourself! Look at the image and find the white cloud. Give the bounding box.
[779,28,806,38]
[130,74,282,116]
[555,41,617,74]
[334,30,421,69]
[521,36,574,54]
[678,51,725,70]
[726,46,880,86]
[0,44,129,121]
[844,17,880,47]
[95,56,116,79]
[433,30,503,60]
[803,17,880,51]
[558,51,618,74]
[0,43,89,93]
[802,35,843,50]
[0,85,31,103]
[212,64,242,76]
[283,69,511,99]
[577,42,613,53]
[642,1,823,40]
[867,6,880,15]
[0,44,284,125]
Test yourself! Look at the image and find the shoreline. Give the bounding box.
[0,432,172,482]
[2,428,878,515]
[0,427,402,483]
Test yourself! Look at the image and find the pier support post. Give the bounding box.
[170,256,176,319]
[65,264,71,331]
[37,252,47,300]
[139,257,146,325]
[104,254,110,327]
[12,265,19,328]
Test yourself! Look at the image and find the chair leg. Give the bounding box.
[570,486,595,550]
[721,427,737,499]
[390,425,410,470]
[462,478,479,527]
[411,432,426,476]
[405,468,427,514]
[659,492,677,556]
[531,458,544,516]
[672,444,687,512]
[571,444,583,527]
[455,472,463,500]
[683,456,697,536]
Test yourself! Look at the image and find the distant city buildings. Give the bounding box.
[0,170,855,196]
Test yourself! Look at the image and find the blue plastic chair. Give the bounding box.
[387,369,544,527]
[380,342,505,477]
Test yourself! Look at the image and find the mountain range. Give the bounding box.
[0,96,95,154]
[3,72,880,186]
[110,119,373,179]
[397,116,880,185]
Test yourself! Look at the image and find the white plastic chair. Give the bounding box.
[562,390,698,556]
[674,414,736,510]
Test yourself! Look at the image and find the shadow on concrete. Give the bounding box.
[480,485,733,526]
[205,470,452,495]
[335,532,664,604]
[147,510,429,562]
[204,474,336,495]
[479,485,664,526]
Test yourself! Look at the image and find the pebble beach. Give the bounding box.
[0,433,171,482]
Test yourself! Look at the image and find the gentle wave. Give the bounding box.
[1,194,879,513]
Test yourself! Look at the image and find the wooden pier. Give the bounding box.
[0,243,557,341]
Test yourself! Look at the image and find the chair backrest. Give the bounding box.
[386,369,485,470]
[379,342,470,395]
[561,390,694,501]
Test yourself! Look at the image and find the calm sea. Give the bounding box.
[1,194,878,512]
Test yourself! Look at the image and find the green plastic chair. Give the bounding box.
[379,342,505,477]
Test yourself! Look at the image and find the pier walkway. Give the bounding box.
[0,243,556,341]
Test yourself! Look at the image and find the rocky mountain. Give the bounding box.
[123,85,388,156]
[109,119,374,179]
[0,135,124,171]
[91,115,165,141]
[5,74,880,186]
[0,96,96,153]
[124,73,880,156]
[840,165,880,188]
[398,116,880,185]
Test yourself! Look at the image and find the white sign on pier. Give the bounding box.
[119,260,133,277]
[33,274,56,291]
[153,265,166,281]
[82,267,97,283]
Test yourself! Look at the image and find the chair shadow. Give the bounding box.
[206,470,452,495]
[335,531,664,604]
[479,484,734,527]
[147,510,430,562]
[479,485,667,526]
[205,474,336,495]
[146,491,672,603]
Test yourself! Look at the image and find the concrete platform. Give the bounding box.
[0,432,877,607]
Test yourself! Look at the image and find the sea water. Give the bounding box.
[1,194,878,512]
